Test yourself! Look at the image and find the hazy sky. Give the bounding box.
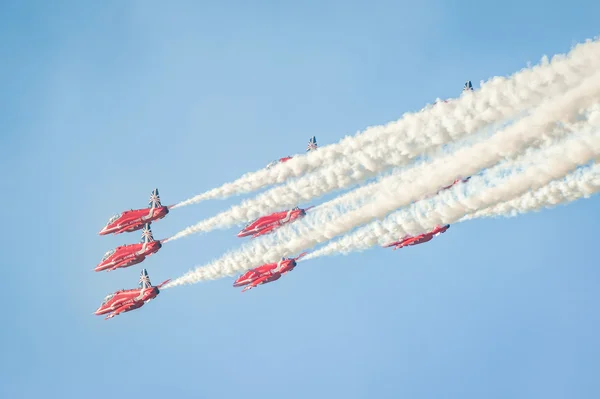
[1,1,599,398]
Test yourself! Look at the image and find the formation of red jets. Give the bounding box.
[93,137,320,319]
[93,82,475,319]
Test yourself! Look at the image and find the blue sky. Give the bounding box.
[1,1,600,398]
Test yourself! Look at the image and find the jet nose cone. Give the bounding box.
[236,230,245,237]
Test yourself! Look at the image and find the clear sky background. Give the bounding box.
[1,1,599,398]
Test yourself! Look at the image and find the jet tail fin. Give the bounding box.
[306,136,318,152]
[463,80,473,91]
[139,269,153,289]
[148,188,162,209]
[141,223,155,243]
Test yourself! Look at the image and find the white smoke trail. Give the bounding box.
[306,106,597,218]
[163,74,600,287]
[460,162,600,221]
[167,40,600,242]
[305,131,600,259]
[170,38,600,213]
[246,87,600,247]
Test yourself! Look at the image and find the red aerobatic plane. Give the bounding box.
[265,156,293,169]
[383,224,450,250]
[94,269,170,320]
[439,176,471,192]
[427,80,474,109]
[237,206,314,238]
[99,188,170,235]
[95,224,163,272]
[265,136,318,169]
[233,252,308,292]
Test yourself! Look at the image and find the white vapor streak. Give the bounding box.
[253,84,600,248]
[305,130,600,259]
[163,72,600,287]
[170,38,600,214]
[288,107,597,231]
[460,162,600,221]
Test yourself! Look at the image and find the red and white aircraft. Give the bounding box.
[237,206,313,238]
[233,252,308,292]
[95,224,163,272]
[265,136,318,169]
[94,269,170,320]
[427,80,474,108]
[266,156,293,170]
[421,177,471,202]
[439,176,471,192]
[383,224,450,250]
[99,188,170,235]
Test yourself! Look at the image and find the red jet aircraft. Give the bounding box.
[237,206,314,238]
[94,269,170,320]
[266,156,292,169]
[440,176,471,192]
[233,252,308,292]
[427,80,473,109]
[95,224,163,272]
[99,188,170,235]
[382,224,450,250]
[265,136,318,169]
